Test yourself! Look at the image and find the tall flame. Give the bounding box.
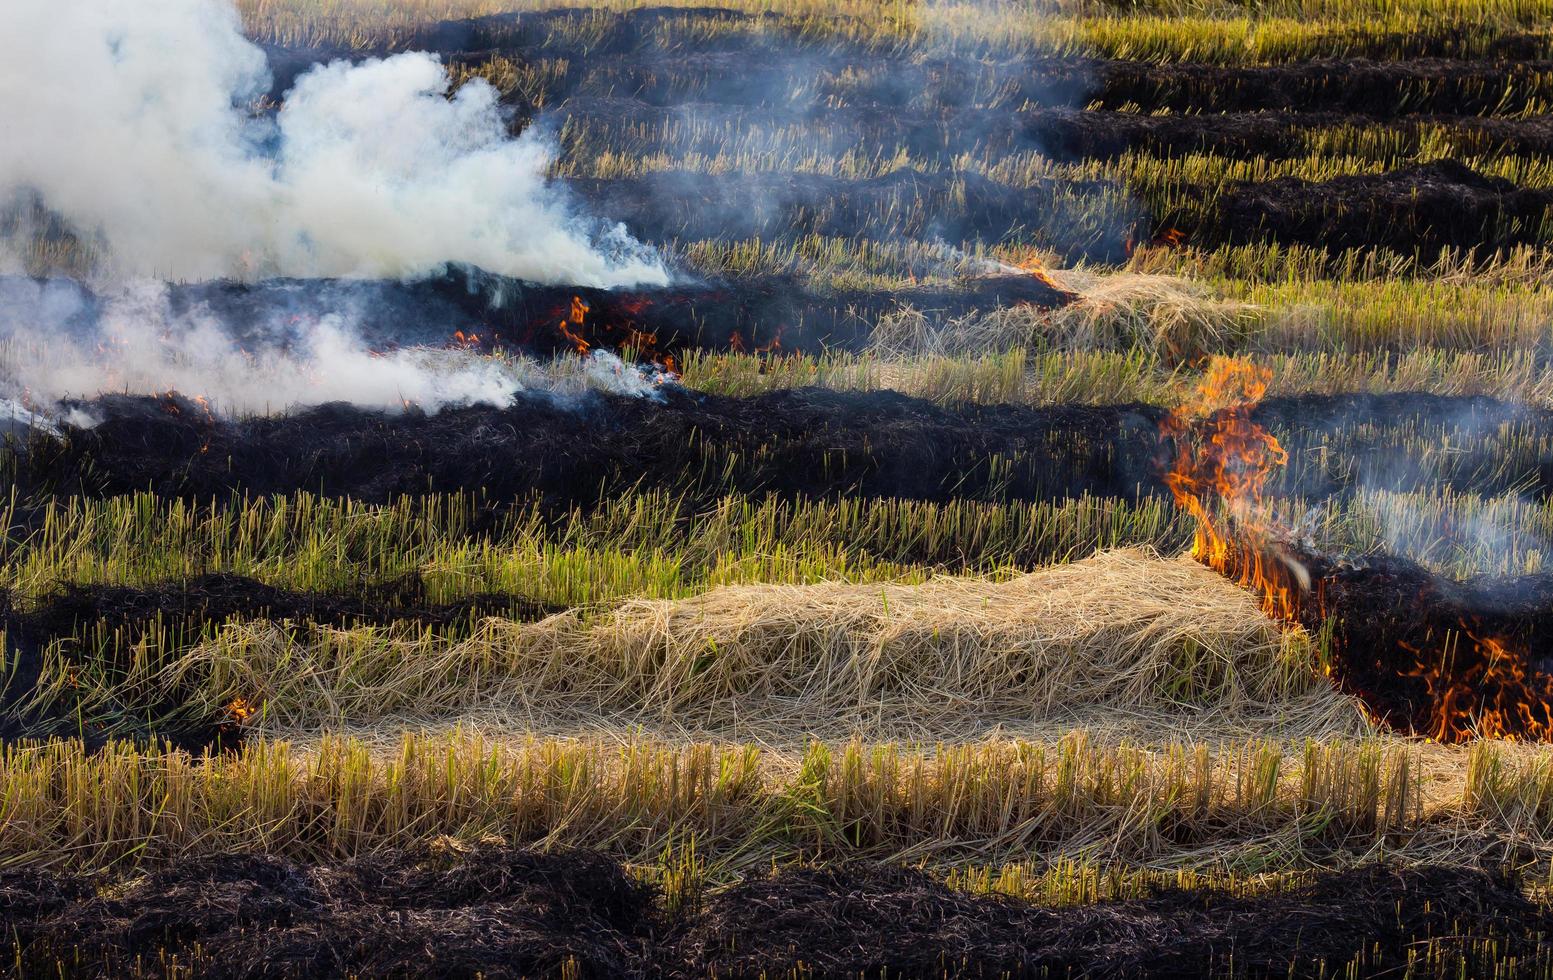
[1161,357,1553,742]
[1161,358,1302,620]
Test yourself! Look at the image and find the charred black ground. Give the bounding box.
[1220,537,1553,741]
[1211,161,1553,256]
[4,847,651,980]
[236,6,1553,266]
[565,161,1552,259]
[4,268,1070,362]
[15,388,1169,507]
[15,389,1553,510]
[4,847,1546,979]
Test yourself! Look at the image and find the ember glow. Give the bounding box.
[557,296,593,355]
[1163,357,1553,742]
[549,294,682,375]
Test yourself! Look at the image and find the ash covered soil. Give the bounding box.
[5,846,1546,979]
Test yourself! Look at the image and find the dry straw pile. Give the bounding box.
[871,273,1256,364]
[184,549,1367,741]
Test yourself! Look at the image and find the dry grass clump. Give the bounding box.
[869,304,1047,358]
[179,549,1366,741]
[870,273,1256,364]
[1040,271,1258,364]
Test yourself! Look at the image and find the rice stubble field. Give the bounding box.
[9,0,1553,976]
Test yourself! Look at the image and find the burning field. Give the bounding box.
[11,0,1553,977]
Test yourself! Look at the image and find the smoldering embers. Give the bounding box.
[0,278,670,418]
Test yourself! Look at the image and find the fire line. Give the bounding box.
[1163,357,1553,742]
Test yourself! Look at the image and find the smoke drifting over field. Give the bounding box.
[0,0,688,417]
[0,278,671,417]
[0,0,667,287]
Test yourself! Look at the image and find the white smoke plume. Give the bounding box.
[0,279,673,422]
[0,0,668,287]
[0,0,676,422]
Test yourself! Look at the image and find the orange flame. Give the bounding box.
[1018,261,1067,295]
[1161,358,1297,617]
[1001,246,1072,296]
[1397,631,1553,743]
[558,296,592,355]
[1163,357,1553,743]
[551,295,681,376]
[729,328,782,355]
[754,327,784,354]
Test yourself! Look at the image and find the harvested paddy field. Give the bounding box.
[7,0,1553,976]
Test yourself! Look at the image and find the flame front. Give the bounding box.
[1399,631,1553,743]
[1161,358,1299,620]
[1002,246,1077,299]
[1161,357,1553,743]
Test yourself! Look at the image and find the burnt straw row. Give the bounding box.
[1211,534,1553,742]
[569,161,1553,260]
[5,271,1071,361]
[266,10,1553,117]
[6,848,1548,979]
[16,389,1553,508]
